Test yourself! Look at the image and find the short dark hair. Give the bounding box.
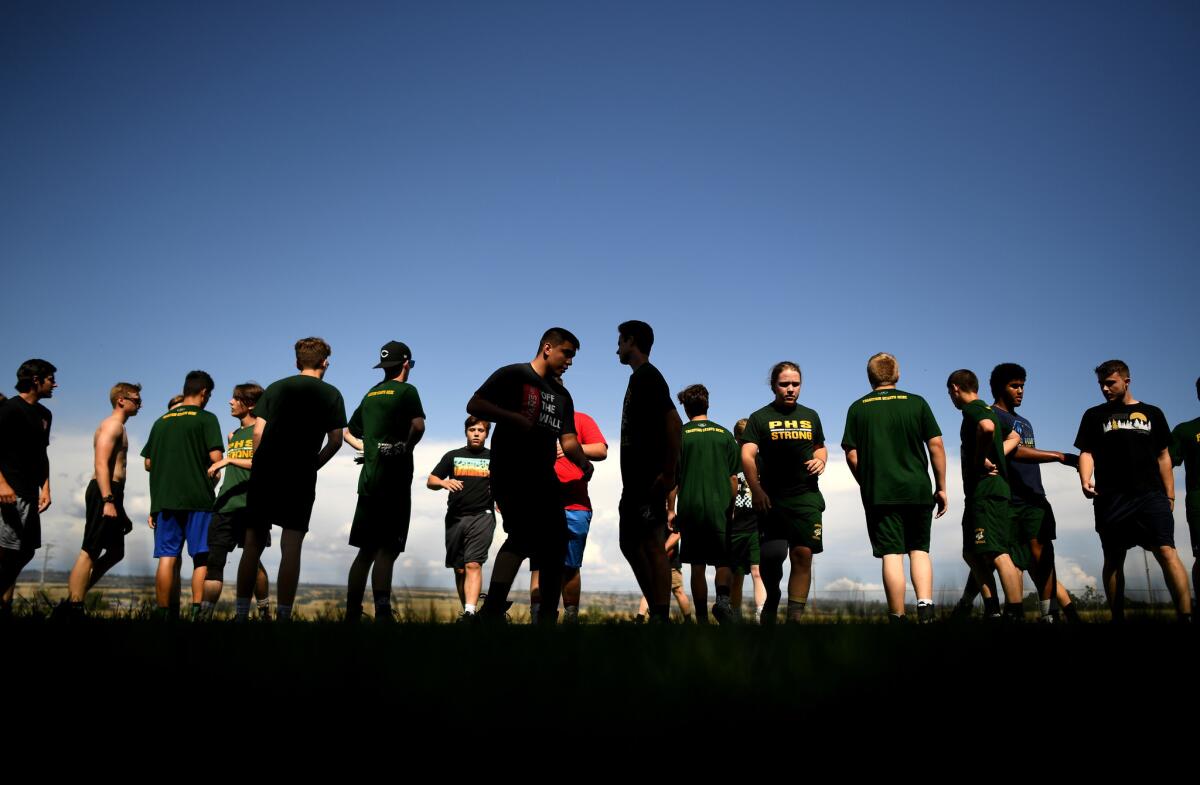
[989,363,1027,399]
[946,369,978,393]
[183,370,215,398]
[539,327,580,352]
[734,418,749,441]
[676,384,709,418]
[233,382,264,408]
[1094,359,1130,380]
[167,395,184,410]
[295,337,332,370]
[15,359,56,393]
[465,415,490,433]
[618,320,654,354]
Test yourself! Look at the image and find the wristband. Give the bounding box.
[102,494,116,504]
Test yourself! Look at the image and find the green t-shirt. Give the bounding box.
[841,388,941,506]
[959,399,1011,499]
[140,405,224,513]
[214,423,254,513]
[676,419,740,523]
[741,402,825,500]
[1170,417,1200,513]
[348,379,425,497]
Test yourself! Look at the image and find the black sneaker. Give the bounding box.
[917,603,935,624]
[712,600,734,625]
[633,613,646,624]
[888,613,908,625]
[456,610,476,624]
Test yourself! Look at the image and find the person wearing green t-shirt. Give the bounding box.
[670,384,739,624]
[239,337,347,622]
[140,370,224,620]
[342,340,426,623]
[741,362,827,625]
[1169,375,1200,604]
[841,353,947,624]
[198,383,270,620]
[947,369,1024,622]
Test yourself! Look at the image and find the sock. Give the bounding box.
[917,598,933,607]
[786,598,806,622]
[463,604,477,614]
[1063,603,1081,623]
[277,604,292,621]
[199,600,215,621]
[983,596,1000,616]
[234,597,251,620]
[1039,599,1052,617]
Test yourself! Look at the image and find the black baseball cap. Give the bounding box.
[374,341,414,369]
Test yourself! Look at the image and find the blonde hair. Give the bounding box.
[110,382,142,408]
[867,353,899,387]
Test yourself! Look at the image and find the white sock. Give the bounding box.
[1039,599,1052,617]
[917,598,933,606]
[463,604,476,614]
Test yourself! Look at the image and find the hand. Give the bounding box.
[103,501,118,519]
[805,457,826,476]
[207,459,227,478]
[38,487,51,513]
[0,480,15,505]
[443,478,464,492]
[148,514,156,530]
[1061,453,1080,469]
[666,509,677,531]
[1081,480,1097,499]
[751,487,771,515]
[981,459,999,477]
[122,518,133,535]
[1168,497,1175,513]
[556,441,565,460]
[934,490,948,518]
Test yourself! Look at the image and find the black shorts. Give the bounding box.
[247,477,315,533]
[1094,492,1175,555]
[349,492,412,552]
[206,508,267,571]
[445,511,496,569]
[81,480,131,559]
[618,489,668,547]
[494,485,567,557]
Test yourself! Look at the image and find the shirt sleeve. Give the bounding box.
[328,390,348,432]
[474,365,513,408]
[1074,411,1094,453]
[1151,408,1171,453]
[431,451,453,479]
[408,387,426,420]
[140,422,155,459]
[1171,424,1185,466]
[921,399,942,440]
[576,413,606,446]
[726,433,741,476]
[812,411,825,445]
[840,404,857,451]
[203,413,224,454]
[559,389,576,437]
[742,414,763,447]
[255,386,275,422]
[348,405,364,439]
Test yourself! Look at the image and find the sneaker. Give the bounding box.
[917,603,936,624]
[456,610,476,624]
[712,600,734,625]
[633,613,646,624]
[888,613,908,625]
[562,606,579,624]
[1037,613,1056,624]
[375,607,396,624]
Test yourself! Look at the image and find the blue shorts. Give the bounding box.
[153,510,211,558]
[564,509,592,569]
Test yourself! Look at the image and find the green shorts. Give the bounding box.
[727,529,760,573]
[962,494,1014,557]
[764,493,825,553]
[678,509,729,567]
[864,504,932,557]
[1011,496,1056,543]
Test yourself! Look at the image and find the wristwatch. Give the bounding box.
[102,494,115,503]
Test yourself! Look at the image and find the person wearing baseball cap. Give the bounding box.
[342,340,425,622]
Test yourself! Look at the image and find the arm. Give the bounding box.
[927,436,948,518]
[559,433,593,481]
[467,393,531,432]
[1002,428,1020,457]
[406,417,426,450]
[664,530,681,553]
[666,485,678,529]
[38,476,51,513]
[1159,448,1176,511]
[1013,444,1079,467]
[583,442,608,460]
[656,408,683,492]
[844,447,860,483]
[252,417,266,452]
[343,428,364,452]
[316,429,344,469]
[805,444,827,475]
[144,458,151,472]
[975,419,996,475]
[0,468,14,505]
[428,473,464,492]
[729,474,738,501]
[741,442,770,514]
[1078,450,1096,498]
[94,421,121,517]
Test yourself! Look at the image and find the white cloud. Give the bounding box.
[823,577,883,593]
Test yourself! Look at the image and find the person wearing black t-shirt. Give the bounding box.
[0,359,56,617]
[429,416,495,620]
[1075,359,1191,621]
[466,327,593,624]
[616,320,682,623]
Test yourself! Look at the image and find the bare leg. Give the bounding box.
[277,529,305,609]
[1028,538,1056,602]
[479,543,524,616]
[236,529,264,599]
[464,562,482,607]
[672,581,692,618]
[454,568,467,606]
[909,550,932,599]
[751,564,765,608]
[1152,546,1193,615]
[993,553,1024,604]
[881,553,906,615]
[788,545,813,606]
[529,569,541,608]
[155,556,178,608]
[191,558,207,604]
[254,562,269,601]
[730,569,744,610]
[0,547,36,607]
[1102,551,1125,621]
[561,568,581,607]
[370,547,399,610]
[67,551,94,602]
[690,564,708,621]
[346,547,375,610]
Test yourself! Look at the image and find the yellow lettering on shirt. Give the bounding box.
[367,389,396,398]
[162,411,198,420]
[862,395,908,404]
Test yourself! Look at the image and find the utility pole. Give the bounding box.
[40,541,54,591]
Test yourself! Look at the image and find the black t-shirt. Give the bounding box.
[474,363,575,494]
[1074,401,1171,495]
[0,397,52,498]
[431,446,494,519]
[251,374,347,499]
[620,362,676,494]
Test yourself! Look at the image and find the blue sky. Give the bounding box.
[3,2,1198,598]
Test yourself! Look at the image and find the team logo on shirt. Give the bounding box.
[228,436,253,460]
[1103,413,1152,434]
[812,523,822,540]
[521,384,563,433]
[975,528,986,544]
[453,457,490,478]
[767,419,813,441]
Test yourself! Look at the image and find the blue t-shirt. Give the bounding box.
[993,406,1045,499]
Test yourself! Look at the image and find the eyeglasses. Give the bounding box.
[123,397,143,406]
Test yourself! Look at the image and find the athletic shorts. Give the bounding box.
[961,494,1013,557]
[0,496,40,552]
[445,510,496,569]
[1011,496,1057,543]
[206,508,269,572]
[494,485,568,558]
[618,490,669,548]
[153,510,211,558]
[564,509,592,569]
[247,479,315,533]
[349,492,412,551]
[678,509,730,568]
[81,480,131,559]
[1094,491,1175,555]
[864,504,932,557]
[727,529,760,574]
[762,493,825,553]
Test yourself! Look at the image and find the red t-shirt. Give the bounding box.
[556,411,606,511]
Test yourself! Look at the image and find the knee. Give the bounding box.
[465,562,481,574]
